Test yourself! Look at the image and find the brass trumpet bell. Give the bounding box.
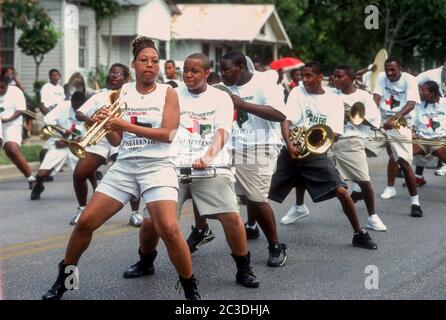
[290,124,335,159]
[344,102,365,126]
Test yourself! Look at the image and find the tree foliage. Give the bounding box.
[176,0,446,72]
[2,0,61,83]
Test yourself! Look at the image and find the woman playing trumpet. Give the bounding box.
[42,37,200,300]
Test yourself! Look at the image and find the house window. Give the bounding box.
[79,26,87,68]
[1,27,15,67]
[158,41,167,60]
[260,25,266,35]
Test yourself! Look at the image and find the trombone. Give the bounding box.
[69,95,127,159]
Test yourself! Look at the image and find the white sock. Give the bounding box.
[411,195,420,206]
[132,210,140,214]
[386,186,396,192]
[246,223,257,229]
[415,174,423,179]
[27,176,36,182]
[296,204,305,210]
[353,183,362,192]
[78,206,86,210]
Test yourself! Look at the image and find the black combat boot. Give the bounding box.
[123,248,157,278]
[42,260,74,300]
[231,252,260,288]
[177,274,201,300]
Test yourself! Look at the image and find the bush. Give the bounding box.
[0,144,42,165]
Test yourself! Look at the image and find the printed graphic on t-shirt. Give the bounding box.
[385,95,401,110]
[305,109,327,126]
[122,106,159,152]
[425,117,441,132]
[181,110,215,139]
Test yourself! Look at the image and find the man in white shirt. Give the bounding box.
[186,51,289,267]
[31,92,85,200]
[0,75,36,189]
[39,69,66,165]
[269,61,377,250]
[330,64,387,232]
[369,57,423,217]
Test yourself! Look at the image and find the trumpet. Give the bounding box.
[21,109,79,140]
[289,124,335,159]
[177,165,232,184]
[69,95,127,159]
[344,102,365,126]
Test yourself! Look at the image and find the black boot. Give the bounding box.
[231,252,259,288]
[42,260,74,300]
[177,274,201,300]
[123,248,157,278]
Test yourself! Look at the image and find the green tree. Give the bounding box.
[87,0,122,88]
[2,0,61,82]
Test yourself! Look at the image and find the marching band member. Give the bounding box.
[30,92,86,200]
[71,64,142,227]
[0,75,36,189]
[331,64,387,231]
[412,81,446,176]
[411,59,446,180]
[124,53,259,288]
[269,62,378,250]
[39,69,66,168]
[368,57,423,217]
[220,51,288,267]
[42,37,200,300]
[183,52,289,267]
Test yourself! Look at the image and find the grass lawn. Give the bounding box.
[0,144,42,165]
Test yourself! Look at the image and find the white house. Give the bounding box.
[170,4,292,71]
[1,0,291,94]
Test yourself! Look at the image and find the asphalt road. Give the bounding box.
[1,155,446,300]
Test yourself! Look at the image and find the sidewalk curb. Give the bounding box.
[0,162,40,182]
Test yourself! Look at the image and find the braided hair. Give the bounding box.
[132,37,158,59]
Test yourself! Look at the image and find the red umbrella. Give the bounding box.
[270,57,304,71]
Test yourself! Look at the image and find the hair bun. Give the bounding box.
[133,37,155,50]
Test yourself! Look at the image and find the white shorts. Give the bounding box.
[39,147,79,172]
[331,137,370,182]
[2,124,22,145]
[233,145,279,203]
[96,157,179,204]
[86,139,119,162]
[96,183,177,205]
[366,127,413,163]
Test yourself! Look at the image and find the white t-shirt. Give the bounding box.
[0,85,26,127]
[413,98,446,139]
[373,72,420,124]
[117,83,174,160]
[173,85,233,169]
[286,86,344,135]
[44,101,84,139]
[225,71,287,149]
[40,83,65,110]
[416,66,445,96]
[362,71,372,91]
[332,88,381,138]
[78,89,112,117]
